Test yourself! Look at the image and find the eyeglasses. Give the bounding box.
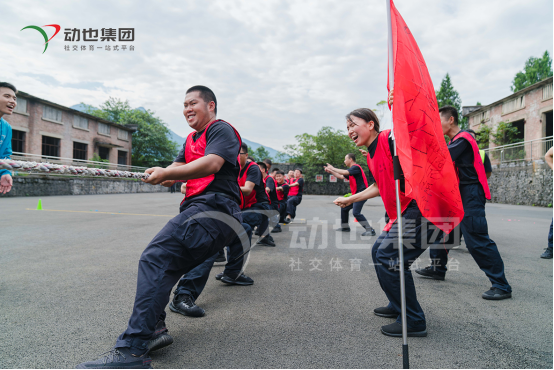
[239,152,247,155]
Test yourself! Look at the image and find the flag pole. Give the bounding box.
[386,1,409,368]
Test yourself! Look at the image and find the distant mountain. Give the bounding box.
[71,104,287,160]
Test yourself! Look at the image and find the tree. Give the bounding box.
[84,98,179,168]
[435,73,467,129]
[492,121,522,146]
[284,126,367,181]
[251,146,271,162]
[475,126,491,149]
[511,51,553,92]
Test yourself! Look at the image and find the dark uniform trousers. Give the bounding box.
[172,202,269,301]
[115,194,247,353]
[286,195,302,219]
[429,183,512,293]
[278,200,288,222]
[340,199,370,229]
[371,200,443,330]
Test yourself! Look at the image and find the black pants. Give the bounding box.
[286,195,302,219]
[278,201,288,222]
[115,194,247,353]
[428,183,511,292]
[340,199,371,230]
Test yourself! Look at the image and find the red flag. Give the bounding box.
[387,0,464,233]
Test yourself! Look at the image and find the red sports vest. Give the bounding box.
[183,119,242,204]
[288,178,300,196]
[276,182,286,201]
[366,130,413,232]
[450,131,491,200]
[348,163,369,195]
[239,161,260,209]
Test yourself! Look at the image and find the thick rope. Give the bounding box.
[0,159,150,179]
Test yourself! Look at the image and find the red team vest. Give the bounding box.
[183,119,242,204]
[288,178,300,196]
[450,131,491,200]
[348,163,369,195]
[366,130,413,232]
[276,184,286,201]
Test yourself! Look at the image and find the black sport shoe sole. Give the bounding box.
[380,327,428,337]
[169,301,205,317]
[415,269,445,281]
[374,310,398,318]
[220,276,254,286]
[482,292,512,300]
[147,333,174,353]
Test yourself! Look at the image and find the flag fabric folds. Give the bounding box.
[387,0,464,233]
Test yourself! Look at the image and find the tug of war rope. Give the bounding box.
[0,159,151,180]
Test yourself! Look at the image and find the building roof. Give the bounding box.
[17,90,135,132]
[462,76,553,117]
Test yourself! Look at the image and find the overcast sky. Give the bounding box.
[1,0,552,152]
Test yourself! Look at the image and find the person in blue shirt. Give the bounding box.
[0,82,17,195]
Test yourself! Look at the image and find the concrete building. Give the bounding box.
[463,77,553,148]
[5,91,134,166]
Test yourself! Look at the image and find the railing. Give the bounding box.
[10,152,149,173]
[484,136,553,165]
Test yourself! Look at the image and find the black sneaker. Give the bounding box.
[380,322,427,337]
[147,321,173,353]
[362,227,376,236]
[169,294,205,317]
[220,273,254,286]
[482,287,512,300]
[257,235,276,247]
[284,216,292,224]
[272,225,282,233]
[76,347,152,369]
[214,250,226,263]
[215,272,224,280]
[415,266,445,280]
[540,248,553,259]
[336,227,351,232]
[374,306,398,318]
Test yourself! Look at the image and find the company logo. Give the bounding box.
[21,24,61,54]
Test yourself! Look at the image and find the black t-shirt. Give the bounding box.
[484,153,492,173]
[174,120,241,203]
[448,131,479,185]
[344,165,367,194]
[240,162,269,204]
[367,133,405,192]
[265,176,278,204]
[295,177,304,196]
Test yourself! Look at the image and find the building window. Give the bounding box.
[42,136,60,157]
[118,128,129,140]
[98,146,110,161]
[502,95,525,115]
[43,105,63,123]
[14,97,28,114]
[73,142,88,160]
[118,150,128,165]
[543,83,553,100]
[98,122,111,135]
[478,110,490,123]
[12,130,25,153]
[73,115,89,130]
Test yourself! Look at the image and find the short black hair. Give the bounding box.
[272,167,280,173]
[0,82,17,94]
[276,170,285,175]
[439,106,459,125]
[346,108,380,132]
[346,153,356,162]
[263,158,272,167]
[186,85,217,114]
[240,143,248,154]
[247,156,255,162]
[258,162,268,172]
[295,168,303,174]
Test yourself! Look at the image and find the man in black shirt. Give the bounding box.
[274,171,290,224]
[77,86,252,368]
[324,153,376,236]
[415,106,512,300]
[285,169,304,223]
[257,161,280,241]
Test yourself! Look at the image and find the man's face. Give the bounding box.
[288,170,294,179]
[275,173,284,184]
[347,116,374,147]
[0,87,17,116]
[344,155,352,167]
[258,164,267,176]
[239,149,248,168]
[440,113,453,135]
[294,170,302,178]
[183,91,214,131]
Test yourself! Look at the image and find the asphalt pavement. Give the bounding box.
[0,193,552,368]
